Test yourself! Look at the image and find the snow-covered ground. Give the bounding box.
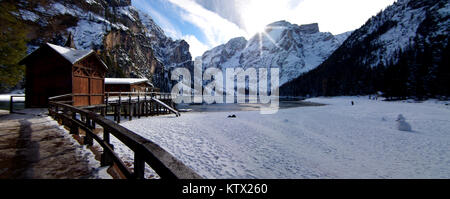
[50,116,112,179]
[113,96,450,179]
[0,94,24,102]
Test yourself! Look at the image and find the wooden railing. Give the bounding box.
[104,92,180,123]
[48,101,201,179]
[48,93,74,105]
[105,92,174,102]
[9,95,25,113]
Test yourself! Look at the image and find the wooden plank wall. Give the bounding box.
[72,55,105,106]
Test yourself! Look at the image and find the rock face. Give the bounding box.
[13,0,193,91]
[201,20,351,85]
[298,23,320,34]
[106,0,131,7]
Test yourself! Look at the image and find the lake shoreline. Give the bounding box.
[176,100,325,113]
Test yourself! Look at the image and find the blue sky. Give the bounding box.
[132,0,396,58]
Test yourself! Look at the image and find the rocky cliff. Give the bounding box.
[12,0,193,91]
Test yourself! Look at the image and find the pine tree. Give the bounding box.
[0,1,29,92]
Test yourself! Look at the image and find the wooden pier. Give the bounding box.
[49,92,180,124]
[103,92,180,124]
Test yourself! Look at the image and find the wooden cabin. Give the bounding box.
[105,78,157,93]
[19,43,108,107]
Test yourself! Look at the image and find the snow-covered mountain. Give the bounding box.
[12,0,192,91]
[201,21,351,85]
[342,0,449,68]
[138,12,192,70]
[281,0,450,98]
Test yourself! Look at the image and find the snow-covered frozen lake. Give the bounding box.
[113,96,450,179]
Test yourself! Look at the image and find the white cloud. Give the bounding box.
[237,0,396,35]
[136,0,396,58]
[192,0,397,36]
[239,0,295,35]
[167,0,248,46]
[290,0,397,34]
[183,35,210,58]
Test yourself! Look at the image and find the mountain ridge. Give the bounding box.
[281,0,450,98]
[200,20,352,86]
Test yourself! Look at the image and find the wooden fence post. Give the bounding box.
[118,93,121,124]
[101,130,114,166]
[106,93,109,107]
[83,115,94,146]
[70,112,79,135]
[105,93,109,117]
[157,103,160,116]
[9,96,13,114]
[113,105,117,122]
[134,152,145,179]
[144,93,148,117]
[128,94,132,121]
[137,93,141,118]
[92,118,96,129]
[101,106,106,117]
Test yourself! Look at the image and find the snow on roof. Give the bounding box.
[46,43,94,64]
[105,78,151,86]
[19,43,108,69]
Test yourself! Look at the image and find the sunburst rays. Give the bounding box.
[250,25,286,57]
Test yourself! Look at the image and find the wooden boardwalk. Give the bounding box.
[49,92,180,124]
[0,109,101,179]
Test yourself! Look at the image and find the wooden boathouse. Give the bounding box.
[19,43,108,107]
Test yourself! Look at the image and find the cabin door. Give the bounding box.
[73,75,89,106]
[89,77,104,105]
[72,58,105,106]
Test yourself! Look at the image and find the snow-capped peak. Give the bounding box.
[201,21,351,85]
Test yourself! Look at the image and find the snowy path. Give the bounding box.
[0,109,111,179]
[116,97,450,179]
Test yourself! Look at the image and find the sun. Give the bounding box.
[243,13,269,36]
[241,0,278,36]
[239,0,290,57]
